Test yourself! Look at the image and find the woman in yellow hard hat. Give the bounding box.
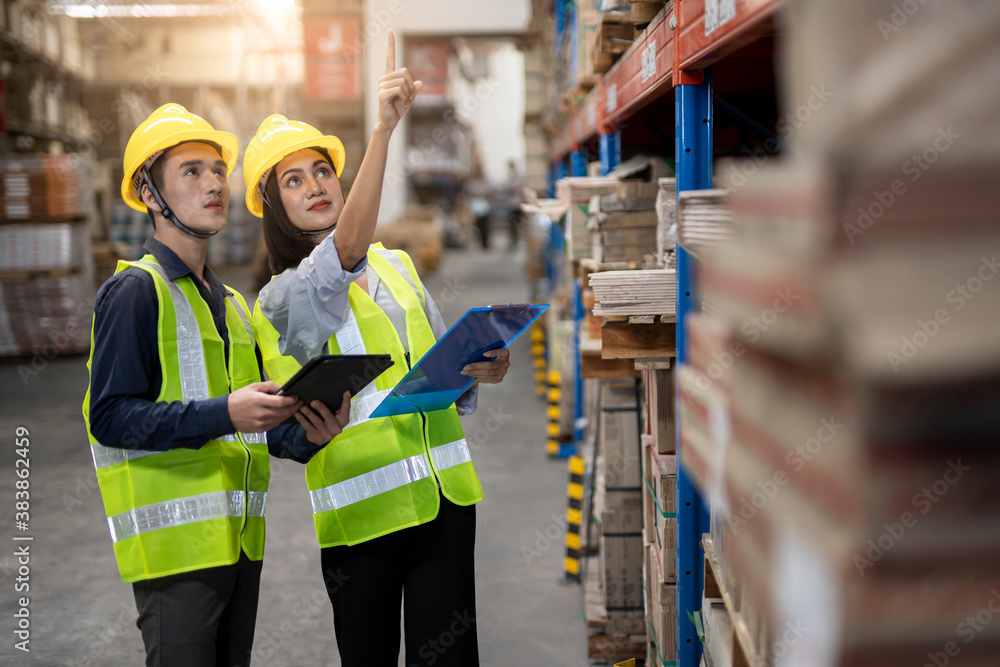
[245,32,511,667]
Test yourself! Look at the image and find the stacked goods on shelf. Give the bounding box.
[591,6,634,75]
[629,0,667,28]
[523,44,549,194]
[1,11,95,142]
[676,190,732,261]
[0,155,95,358]
[597,380,645,636]
[645,532,678,667]
[782,1,1000,172]
[683,4,1000,657]
[0,276,91,357]
[0,223,78,270]
[643,366,675,455]
[573,0,602,88]
[590,269,676,317]
[590,179,661,263]
[642,440,676,576]
[654,178,676,269]
[556,177,619,261]
[372,205,445,274]
[0,155,91,221]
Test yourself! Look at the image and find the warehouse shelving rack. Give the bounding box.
[547,2,782,665]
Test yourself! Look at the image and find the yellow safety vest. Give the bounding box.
[82,255,270,583]
[253,244,483,548]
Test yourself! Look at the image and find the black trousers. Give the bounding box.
[321,494,480,667]
[132,552,263,667]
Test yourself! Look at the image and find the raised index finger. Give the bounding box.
[386,29,395,75]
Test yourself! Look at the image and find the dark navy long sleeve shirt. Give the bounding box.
[87,237,320,463]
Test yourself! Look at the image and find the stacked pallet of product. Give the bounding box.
[0,155,91,221]
[590,269,676,317]
[654,177,676,269]
[591,6,634,75]
[642,436,677,665]
[523,42,550,195]
[0,277,92,357]
[676,189,732,260]
[556,177,620,261]
[591,179,661,263]
[681,4,1000,665]
[595,380,645,636]
[0,155,96,357]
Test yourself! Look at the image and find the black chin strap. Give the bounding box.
[297,222,337,237]
[145,173,218,239]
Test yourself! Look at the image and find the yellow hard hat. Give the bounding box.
[243,114,346,218]
[120,103,239,213]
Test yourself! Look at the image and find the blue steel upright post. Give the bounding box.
[569,147,587,455]
[675,69,713,667]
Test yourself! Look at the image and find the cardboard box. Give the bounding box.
[600,380,642,490]
[646,368,675,454]
[644,542,678,664]
[600,180,661,212]
[642,440,677,581]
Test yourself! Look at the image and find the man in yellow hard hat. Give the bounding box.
[82,103,350,667]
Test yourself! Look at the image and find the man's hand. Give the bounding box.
[296,391,352,445]
[228,382,301,432]
[377,29,423,132]
[460,348,511,385]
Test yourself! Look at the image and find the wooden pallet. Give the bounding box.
[581,336,642,379]
[601,319,676,360]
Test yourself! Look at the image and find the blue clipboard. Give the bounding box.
[369,304,549,418]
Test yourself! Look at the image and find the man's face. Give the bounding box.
[146,142,230,233]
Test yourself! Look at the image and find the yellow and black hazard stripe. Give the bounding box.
[564,455,585,581]
[546,370,562,457]
[531,325,547,398]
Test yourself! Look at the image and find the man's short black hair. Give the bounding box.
[143,140,224,228]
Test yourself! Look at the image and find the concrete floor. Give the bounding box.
[0,235,588,666]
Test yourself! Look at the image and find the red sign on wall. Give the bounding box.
[303,16,363,101]
[404,40,451,101]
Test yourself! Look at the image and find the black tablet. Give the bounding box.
[276,354,394,423]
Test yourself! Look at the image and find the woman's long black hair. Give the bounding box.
[261,147,338,275]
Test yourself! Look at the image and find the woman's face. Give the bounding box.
[275,148,345,236]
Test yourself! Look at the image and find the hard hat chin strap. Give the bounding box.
[144,173,218,240]
[297,222,337,237]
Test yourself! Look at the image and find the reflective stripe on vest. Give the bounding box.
[373,247,425,307]
[91,431,268,470]
[334,306,394,430]
[309,439,472,513]
[89,262,264,466]
[107,490,267,543]
[429,438,473,470]
[132,259,212,403]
